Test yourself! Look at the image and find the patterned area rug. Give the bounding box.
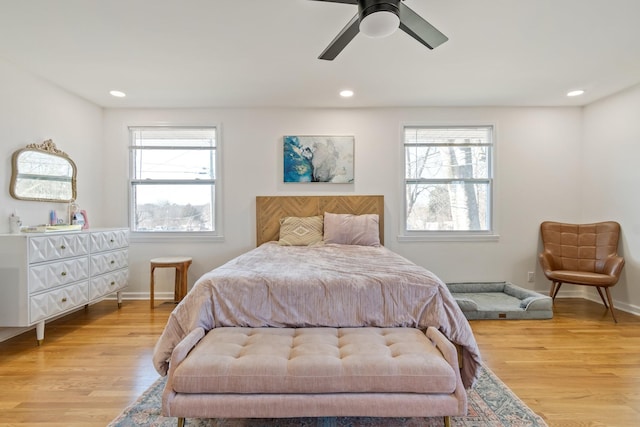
[108,365,547,427]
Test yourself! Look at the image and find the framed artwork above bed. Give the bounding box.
[283,135,354,183]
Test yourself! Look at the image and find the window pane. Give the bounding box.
[404,127,491,145]
[133,184,214,232]
[131,128,215,148]
[132,148,214,180]
[405,145,488,179]
[406,182,489,231]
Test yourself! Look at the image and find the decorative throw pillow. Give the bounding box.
[278,216,324,246]
[323,212,380,246]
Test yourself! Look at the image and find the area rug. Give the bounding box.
[108,365,547,427]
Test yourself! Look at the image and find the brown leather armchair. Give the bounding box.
[539,221,625,322]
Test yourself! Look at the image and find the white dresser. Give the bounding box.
[0,228,129,344]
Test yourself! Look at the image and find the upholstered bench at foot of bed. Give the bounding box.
[162,326,467,426]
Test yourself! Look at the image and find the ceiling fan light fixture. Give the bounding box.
[359,2,400,38]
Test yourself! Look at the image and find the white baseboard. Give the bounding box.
[550,287,640,317]
[581,293,640,317]
[0,327,32,343]
[104,291,176,301]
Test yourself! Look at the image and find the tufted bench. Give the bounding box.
[162,326,467,426]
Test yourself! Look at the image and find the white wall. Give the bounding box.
[582,83,640,313]
[0,59,104,229]
[0,58,103,340]
[102,107,583,301]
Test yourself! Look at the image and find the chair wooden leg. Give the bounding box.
[595,287,609,308]
[550,281,562,300]
[604,287,618,323]
[443,416,451,427]
[177,417,185,427]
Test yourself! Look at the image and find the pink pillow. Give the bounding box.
[323,212,380,246]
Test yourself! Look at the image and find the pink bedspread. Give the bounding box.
[153,242,482,388]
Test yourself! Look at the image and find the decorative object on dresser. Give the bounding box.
[0,228,129,344]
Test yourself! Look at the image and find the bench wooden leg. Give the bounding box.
[177,417,185,427]
[443,415,451,427]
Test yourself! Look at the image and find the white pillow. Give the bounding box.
[323,212,380,246]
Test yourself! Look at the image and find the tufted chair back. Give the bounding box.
[540,221,621,273]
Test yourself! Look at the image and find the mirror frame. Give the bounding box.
[10,139,77,203]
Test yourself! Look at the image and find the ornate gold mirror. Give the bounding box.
[10,140,77,202]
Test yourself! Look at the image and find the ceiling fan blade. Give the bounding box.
[398,2,448,50]
[310,0,358,4]
[318,13,360,60]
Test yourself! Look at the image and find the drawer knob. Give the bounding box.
[61,272,67,276]
[110,260,115,264]
[110,239,115,243]
[60,245,66,250]
[61,297,67,303]
[110,281,116,286]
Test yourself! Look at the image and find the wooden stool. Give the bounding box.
[150,256,193,309]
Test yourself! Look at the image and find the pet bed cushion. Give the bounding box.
[447,282,553,320]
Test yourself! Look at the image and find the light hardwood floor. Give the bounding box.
[0,298,639,426]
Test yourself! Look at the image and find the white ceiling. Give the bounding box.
[1,0,639,109]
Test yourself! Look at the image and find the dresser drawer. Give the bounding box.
[28,257,90,294]
[28,233,90,264]
[90,269,128,300]
[90,229,129,253]
[30,281,89,323]
[0,228,129,343]
[90,249,128,276]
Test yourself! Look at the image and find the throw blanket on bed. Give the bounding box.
[153,242,482,388]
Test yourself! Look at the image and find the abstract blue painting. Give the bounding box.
[283,135,354,183]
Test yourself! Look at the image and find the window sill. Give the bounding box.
[130,232,225,244]
[397,233,500,242]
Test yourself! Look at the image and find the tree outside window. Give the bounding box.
[404,126,493,232]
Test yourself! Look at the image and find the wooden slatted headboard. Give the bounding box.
[256,195,384,246]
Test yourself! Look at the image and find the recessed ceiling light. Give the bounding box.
[340,89,354,98]
[110,90,126,98]
[567,89,585,97]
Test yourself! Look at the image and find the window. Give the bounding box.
[129,127,217,233]
[403,125,494,234]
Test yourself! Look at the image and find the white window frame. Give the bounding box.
[399,123,498,242]
[128,125,223,243]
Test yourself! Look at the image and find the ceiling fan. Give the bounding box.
[313,0,448,60]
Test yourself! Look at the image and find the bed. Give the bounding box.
[152,195,482,424]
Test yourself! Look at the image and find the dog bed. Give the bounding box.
[446,282,553,320]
